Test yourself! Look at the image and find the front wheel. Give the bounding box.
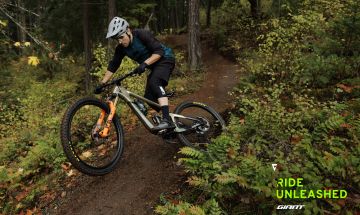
[60,97,124,176]
[173,101,226,150]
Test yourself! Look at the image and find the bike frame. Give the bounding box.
[95,71,204,136]
[105,85,198,134]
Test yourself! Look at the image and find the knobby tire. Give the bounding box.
[60,97,124,176]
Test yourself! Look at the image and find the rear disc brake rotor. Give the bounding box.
[195,117,210,134]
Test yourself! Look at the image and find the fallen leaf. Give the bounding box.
[61,163,70,171]
[67,170,75,177]
[171,199,180,205]
[340,123,352,129]
[15,189,29,201]
[99,148,108,156]
[240,118,245,124]
[81,151,92,158]
[61,191,66,198]
[170,189,180,195]
[27,56,40,66]
[26,207,39,215]
[337,199,345,207]
[227,147,237,159]
[336,84,353,93]
[39,192,56,202]
[341,111,349,117]
[291,135,302,144]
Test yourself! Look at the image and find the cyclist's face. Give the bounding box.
[117,32,131,47]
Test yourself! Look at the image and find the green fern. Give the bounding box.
[314,114,345,140]
[179,147,204,159]
[215,172,238,185]
[178,158,202,170]
[187,176,208,187]
[203,199,223,215]
[188,205,206,215]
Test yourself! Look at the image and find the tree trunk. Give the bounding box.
[178,0,184,28]
[83,0,91,94]
[108,0,116,21]
[158,0,164,32]
[166,1,170,30]
[183,0,188,29]
[17,0,26,42]
[174,0,179,30]
[171,5,176,31]
[107,0,116,57]
[206,0,211,27]
[188,0,201,71]
[36,0,41,28]
[248,0,259,18]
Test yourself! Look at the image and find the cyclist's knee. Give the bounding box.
[148,79,167,99]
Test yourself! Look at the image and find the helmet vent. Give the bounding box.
[106,17,129,39]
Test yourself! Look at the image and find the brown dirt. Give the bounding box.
[47,35,240,215]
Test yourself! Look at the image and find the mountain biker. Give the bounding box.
[95,17,175,131]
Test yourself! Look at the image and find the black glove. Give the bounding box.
[134,62,148,75]
[94,84,104,94]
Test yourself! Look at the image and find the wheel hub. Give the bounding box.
[195,117,210,134]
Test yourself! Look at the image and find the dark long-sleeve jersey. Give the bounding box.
[107,29,175,73]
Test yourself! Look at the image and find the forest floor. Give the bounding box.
[46,34,240,215]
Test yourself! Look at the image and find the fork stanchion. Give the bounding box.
[99,101,116,138]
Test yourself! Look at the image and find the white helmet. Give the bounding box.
[106,17,129,39]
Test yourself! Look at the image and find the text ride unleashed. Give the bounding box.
[276,178,347,199]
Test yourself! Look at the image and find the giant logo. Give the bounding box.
[276,205,305,210]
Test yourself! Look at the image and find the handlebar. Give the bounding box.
[98,70,137,91]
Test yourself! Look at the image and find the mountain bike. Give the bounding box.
[60,70,226,176]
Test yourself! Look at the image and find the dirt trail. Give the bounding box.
[48,35,240,215]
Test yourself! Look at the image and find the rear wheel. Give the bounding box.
[173,101,226,150]
[60,98,124,176]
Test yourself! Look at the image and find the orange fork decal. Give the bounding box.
[95,110,106,129]
[99,101,116,138]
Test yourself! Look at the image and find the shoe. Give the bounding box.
[153,118,175,131]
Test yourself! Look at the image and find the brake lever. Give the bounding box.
[130,73,138,77]
[100,70,137,88]
[129,71,138,77]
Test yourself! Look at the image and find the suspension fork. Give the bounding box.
[96,97,118,138]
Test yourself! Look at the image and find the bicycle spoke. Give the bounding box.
[69,104,119,169]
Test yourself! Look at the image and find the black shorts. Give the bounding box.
[144,58,175,109]
[148,58,175,85]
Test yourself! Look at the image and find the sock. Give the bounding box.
[161,105,170,121]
